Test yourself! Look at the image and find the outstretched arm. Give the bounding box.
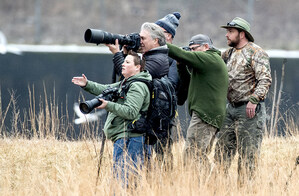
[72,74,88,87]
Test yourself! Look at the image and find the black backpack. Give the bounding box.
[122,76,177,145]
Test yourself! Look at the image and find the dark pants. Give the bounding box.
[154,129,173,169]
[214,102,266,182]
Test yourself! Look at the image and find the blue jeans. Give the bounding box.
[113,136,151,187]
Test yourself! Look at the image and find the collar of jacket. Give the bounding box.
[207,48,221,56]
[123,71,151,83]
[144,45,169,55]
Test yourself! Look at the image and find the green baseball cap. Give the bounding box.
[221,17,254,42]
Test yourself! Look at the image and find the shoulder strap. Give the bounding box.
[224,48,233,64]
[121,78,152,118]
[121,78,152,96]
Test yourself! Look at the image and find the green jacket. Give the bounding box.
[83,71,152,142]
[167,43,228,128]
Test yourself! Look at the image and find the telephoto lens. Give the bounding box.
[79,87,119,114]
[79,98,102,114]
[84,29,141,52]
[84,29,123,45]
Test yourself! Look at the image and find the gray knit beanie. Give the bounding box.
[155,12,181,38]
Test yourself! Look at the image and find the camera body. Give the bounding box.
[84,29,141,52]
[182,46,191,51]
[79,87,119,114]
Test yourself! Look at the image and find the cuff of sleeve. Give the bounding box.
[113,51,124,58]
[81,81,88,89]
[105,101,114,112]
[249,95,260,104]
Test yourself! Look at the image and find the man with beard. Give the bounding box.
[214,17,272,185]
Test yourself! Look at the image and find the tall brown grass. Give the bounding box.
[0,83,298,196]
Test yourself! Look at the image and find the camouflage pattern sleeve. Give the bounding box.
[224,43,272,103]
[251,47,272,101]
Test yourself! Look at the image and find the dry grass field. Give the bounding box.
[0,86,298,195]
[0,134,298,195]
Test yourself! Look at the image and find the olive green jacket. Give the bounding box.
[167,43,228,129]
[83,71,152,142]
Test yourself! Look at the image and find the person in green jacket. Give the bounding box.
[72,51,151,187]
[167,34,228,174]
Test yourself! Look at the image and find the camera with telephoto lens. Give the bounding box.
[84,29,141,52]
[79,87,119,114]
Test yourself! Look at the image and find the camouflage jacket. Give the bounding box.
[222,42,272,103]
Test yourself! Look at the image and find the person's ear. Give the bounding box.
[165,33,172,40]
[204,44,209,50]
[240,31,246,39]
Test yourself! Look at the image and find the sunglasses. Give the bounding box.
[226,22,243,28]
[189,45,201,51]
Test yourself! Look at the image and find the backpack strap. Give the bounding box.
[223,48,233,64]
[120,78,152,116]
[131,78,152,90]
[121,78,152,96]
[123,78,153,141]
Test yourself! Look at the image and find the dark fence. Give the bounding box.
[0,47,298,138]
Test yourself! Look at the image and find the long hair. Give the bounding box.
[141,22,166,46]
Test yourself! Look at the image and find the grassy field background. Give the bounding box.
[0,83,298,195]
[0,135,298,195]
